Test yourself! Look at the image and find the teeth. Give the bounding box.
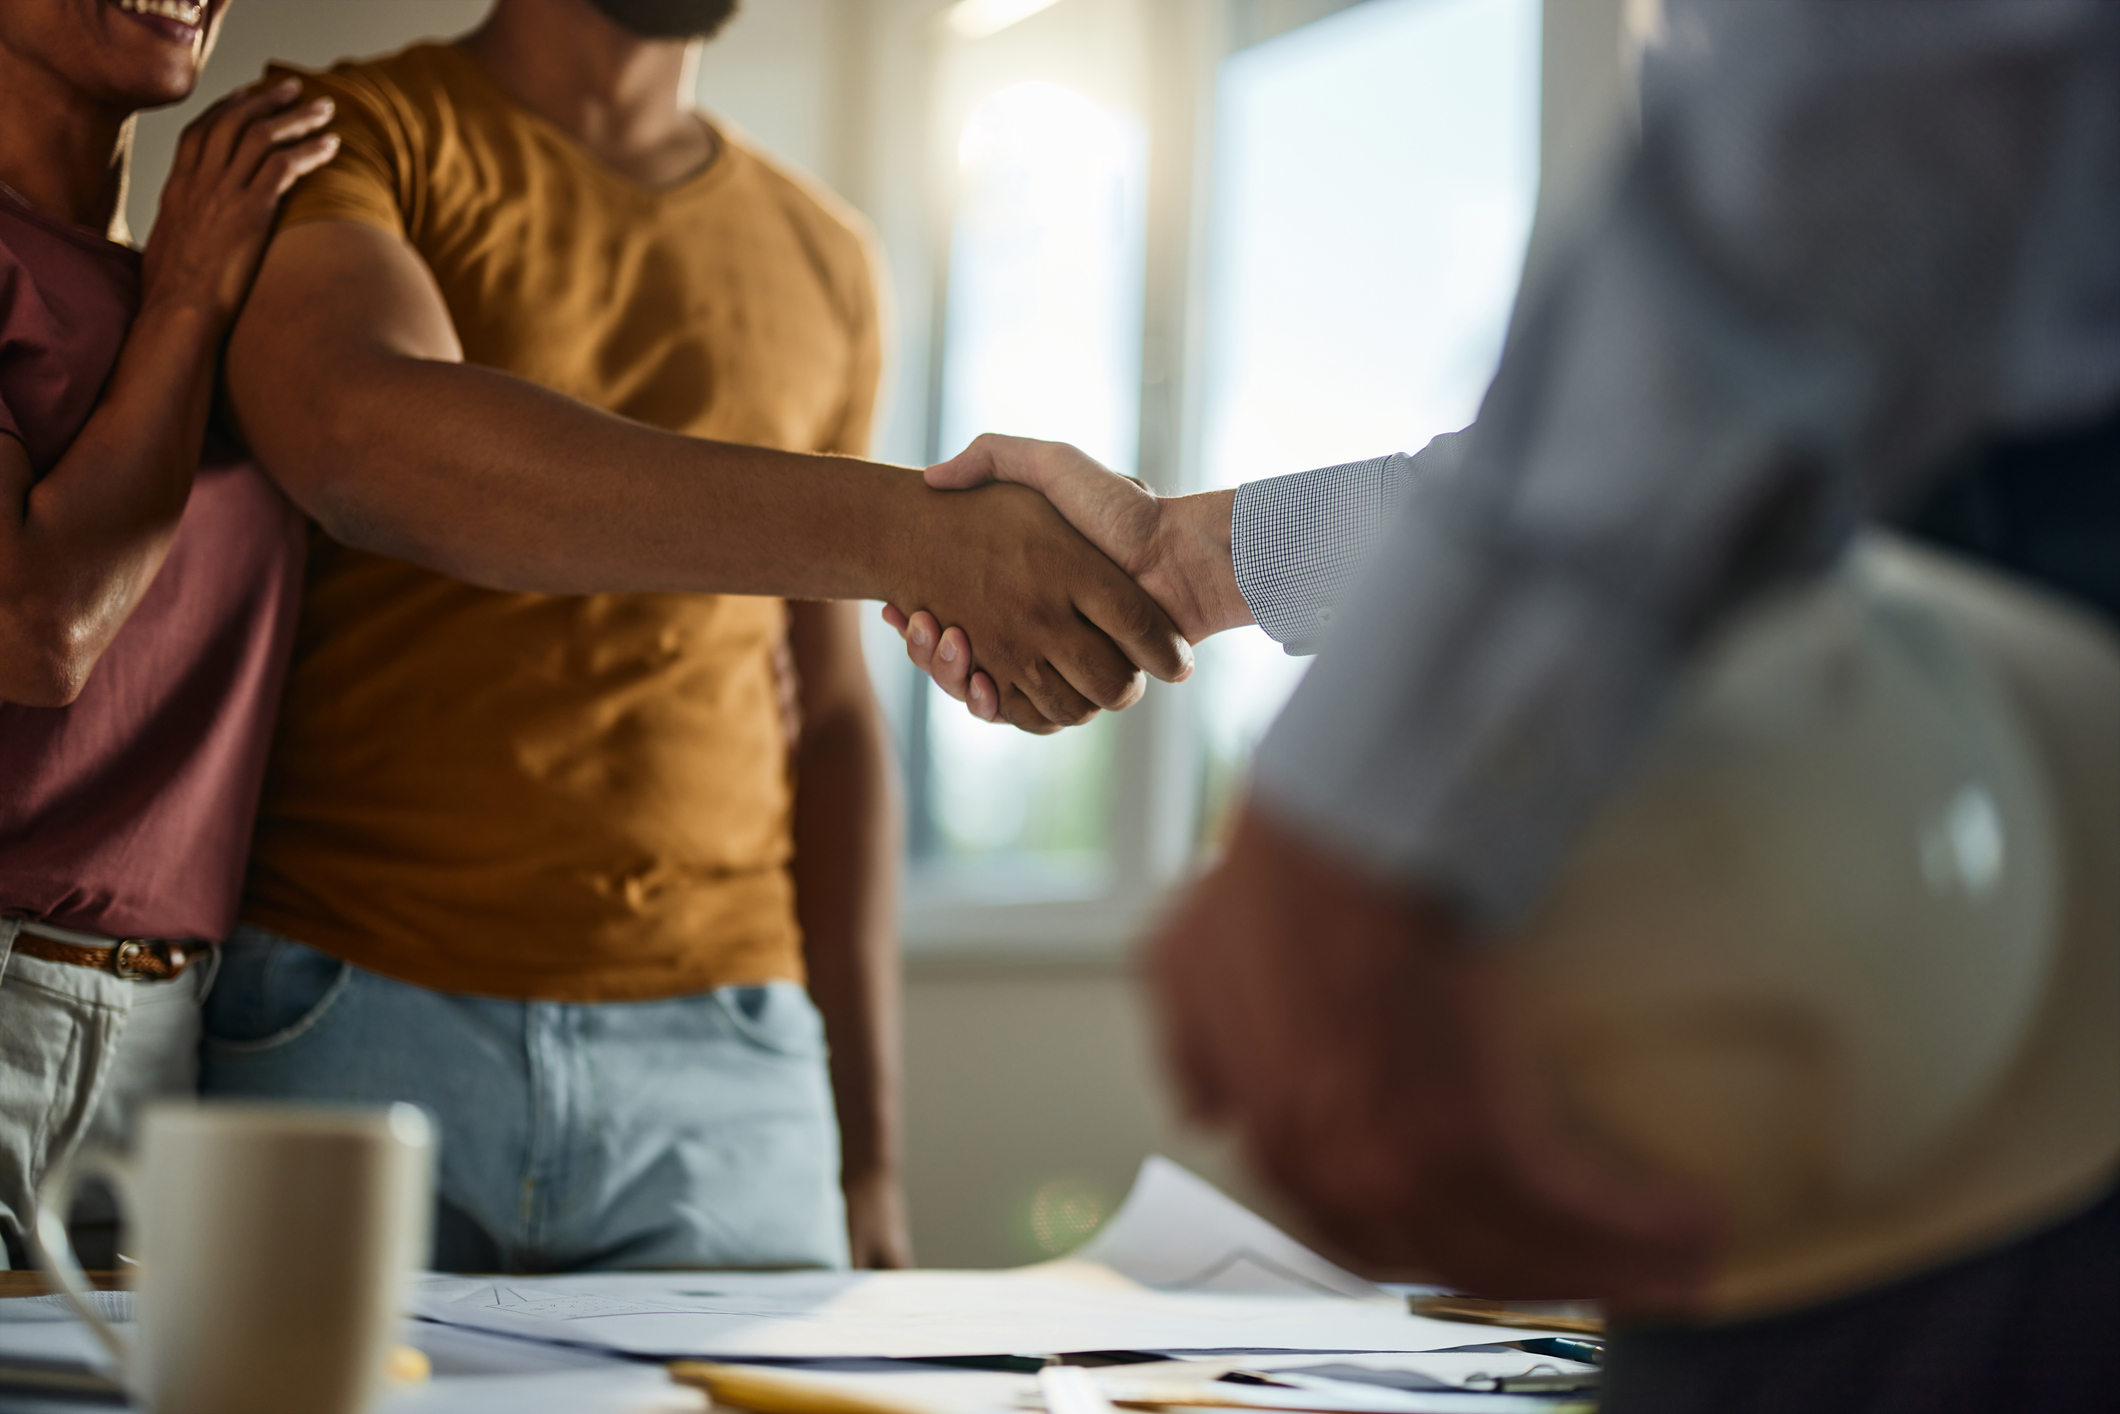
[114,0,203,26]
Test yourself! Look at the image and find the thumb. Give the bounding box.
[925,437,1002,490]
[926,432,1063,491]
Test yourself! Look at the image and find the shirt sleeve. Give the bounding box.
[1251,0,2120,925]
[268,62,415,239]
[1233,432,1464,654]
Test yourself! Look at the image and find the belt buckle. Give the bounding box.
[110,940,156,981]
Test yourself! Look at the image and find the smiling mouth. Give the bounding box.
[111,0,205,30]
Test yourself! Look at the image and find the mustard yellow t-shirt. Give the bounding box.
[242,42,882,1001]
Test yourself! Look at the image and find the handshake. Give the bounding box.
[879,434,1255,733]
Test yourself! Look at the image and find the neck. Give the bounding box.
[0,48,133,236]
[461,0,710,187]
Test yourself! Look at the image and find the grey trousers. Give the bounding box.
[0,918,207,1269]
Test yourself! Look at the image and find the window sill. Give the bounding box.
[898,889,1169,977]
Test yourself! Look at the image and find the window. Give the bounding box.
[915,81,1149,902]
[887,0,1542,943]
[1191,0,1543,840]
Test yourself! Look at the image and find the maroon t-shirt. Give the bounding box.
[0,190,305,941]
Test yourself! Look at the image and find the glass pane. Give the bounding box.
[917,81,1149,895]
[1192,0,1541,843]
[939,81,1147,472]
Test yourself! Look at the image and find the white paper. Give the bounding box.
[0,1302,696,1414]
[404,1160,1577,1361]
[407,1266,1523,1361]
[1073,1158,1380,1299]
[385,1363,703,1414]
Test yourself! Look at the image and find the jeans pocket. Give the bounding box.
[202,933,353,1054]
[712,982,827,1059]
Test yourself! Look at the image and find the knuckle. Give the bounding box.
[1108,590,1160,645]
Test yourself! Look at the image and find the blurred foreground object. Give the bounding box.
[1157,535,2119,1320]
[1504,533,2120,1317]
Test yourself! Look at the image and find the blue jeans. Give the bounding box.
[199,925,848,1274]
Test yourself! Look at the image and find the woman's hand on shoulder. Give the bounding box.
[141,76,341,326]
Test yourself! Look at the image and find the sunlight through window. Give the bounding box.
[1192,0,1541,843]
[920,81,1149,894]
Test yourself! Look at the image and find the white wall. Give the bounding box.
[118,0,1629,1270]
[125,0,488,240]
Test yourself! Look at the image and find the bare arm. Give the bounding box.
[787,599,909,1269]
[0,81,337,706]
[223,222,1191,731]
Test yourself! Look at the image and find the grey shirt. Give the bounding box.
[1233,0,2120,924]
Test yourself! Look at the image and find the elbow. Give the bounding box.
[252,392,419,563]
[0,621,100,709]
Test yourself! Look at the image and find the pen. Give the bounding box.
[668,1361,938,1414]
[1405,1296,1603,1336]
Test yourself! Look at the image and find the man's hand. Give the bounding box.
[1152,802,1720,1311]
[843,1166,914,1269]
[143,77,340,323]
[881,476,1195,733]
[884,434,1250,724]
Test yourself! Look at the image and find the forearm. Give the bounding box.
[0,298,225,705]
[238,345,931,599]
[793,701,905,1187]
[1142,489,1249,642]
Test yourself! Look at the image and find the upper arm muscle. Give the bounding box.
[224,220,463,514]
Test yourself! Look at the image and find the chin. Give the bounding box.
[97,0,212,106]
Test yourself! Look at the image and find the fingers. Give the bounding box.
[995,683,1069,736]
[1071,574,1193,686]
[899,611,972,705]
[198,76,305,176]
[237,96,337,189]
[932,627,973,701]
[924,433,1007,490]
[172,78,275,176]
[927,432,1112,502]
[256,132,342,200]
[884,607,1007,726]
[1015,647,1112,727]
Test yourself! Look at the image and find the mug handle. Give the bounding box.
[31,1146,137,1373]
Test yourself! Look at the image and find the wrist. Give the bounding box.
[854,465,939,605]
[1143,489,1248,642]
[135,287,237,341]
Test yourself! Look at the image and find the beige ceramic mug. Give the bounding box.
[32,1100,434,1414]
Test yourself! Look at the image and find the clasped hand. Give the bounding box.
[883,434,1249,731]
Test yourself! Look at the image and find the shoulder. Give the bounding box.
[267,42,464,140]
[719,132,881,312]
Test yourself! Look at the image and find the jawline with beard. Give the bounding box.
[587,0,740,40]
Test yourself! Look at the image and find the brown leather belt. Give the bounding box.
[10,931,207,982]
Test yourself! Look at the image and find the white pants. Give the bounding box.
[0,918,206,1269]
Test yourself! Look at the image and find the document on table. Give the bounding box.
[407,1158,1574,1360]
[1073,1158,1380,1299]
[0,1296,702,1414]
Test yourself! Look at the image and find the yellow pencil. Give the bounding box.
[669,1360,945,1414]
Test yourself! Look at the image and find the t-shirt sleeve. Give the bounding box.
[266,62,413,239]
